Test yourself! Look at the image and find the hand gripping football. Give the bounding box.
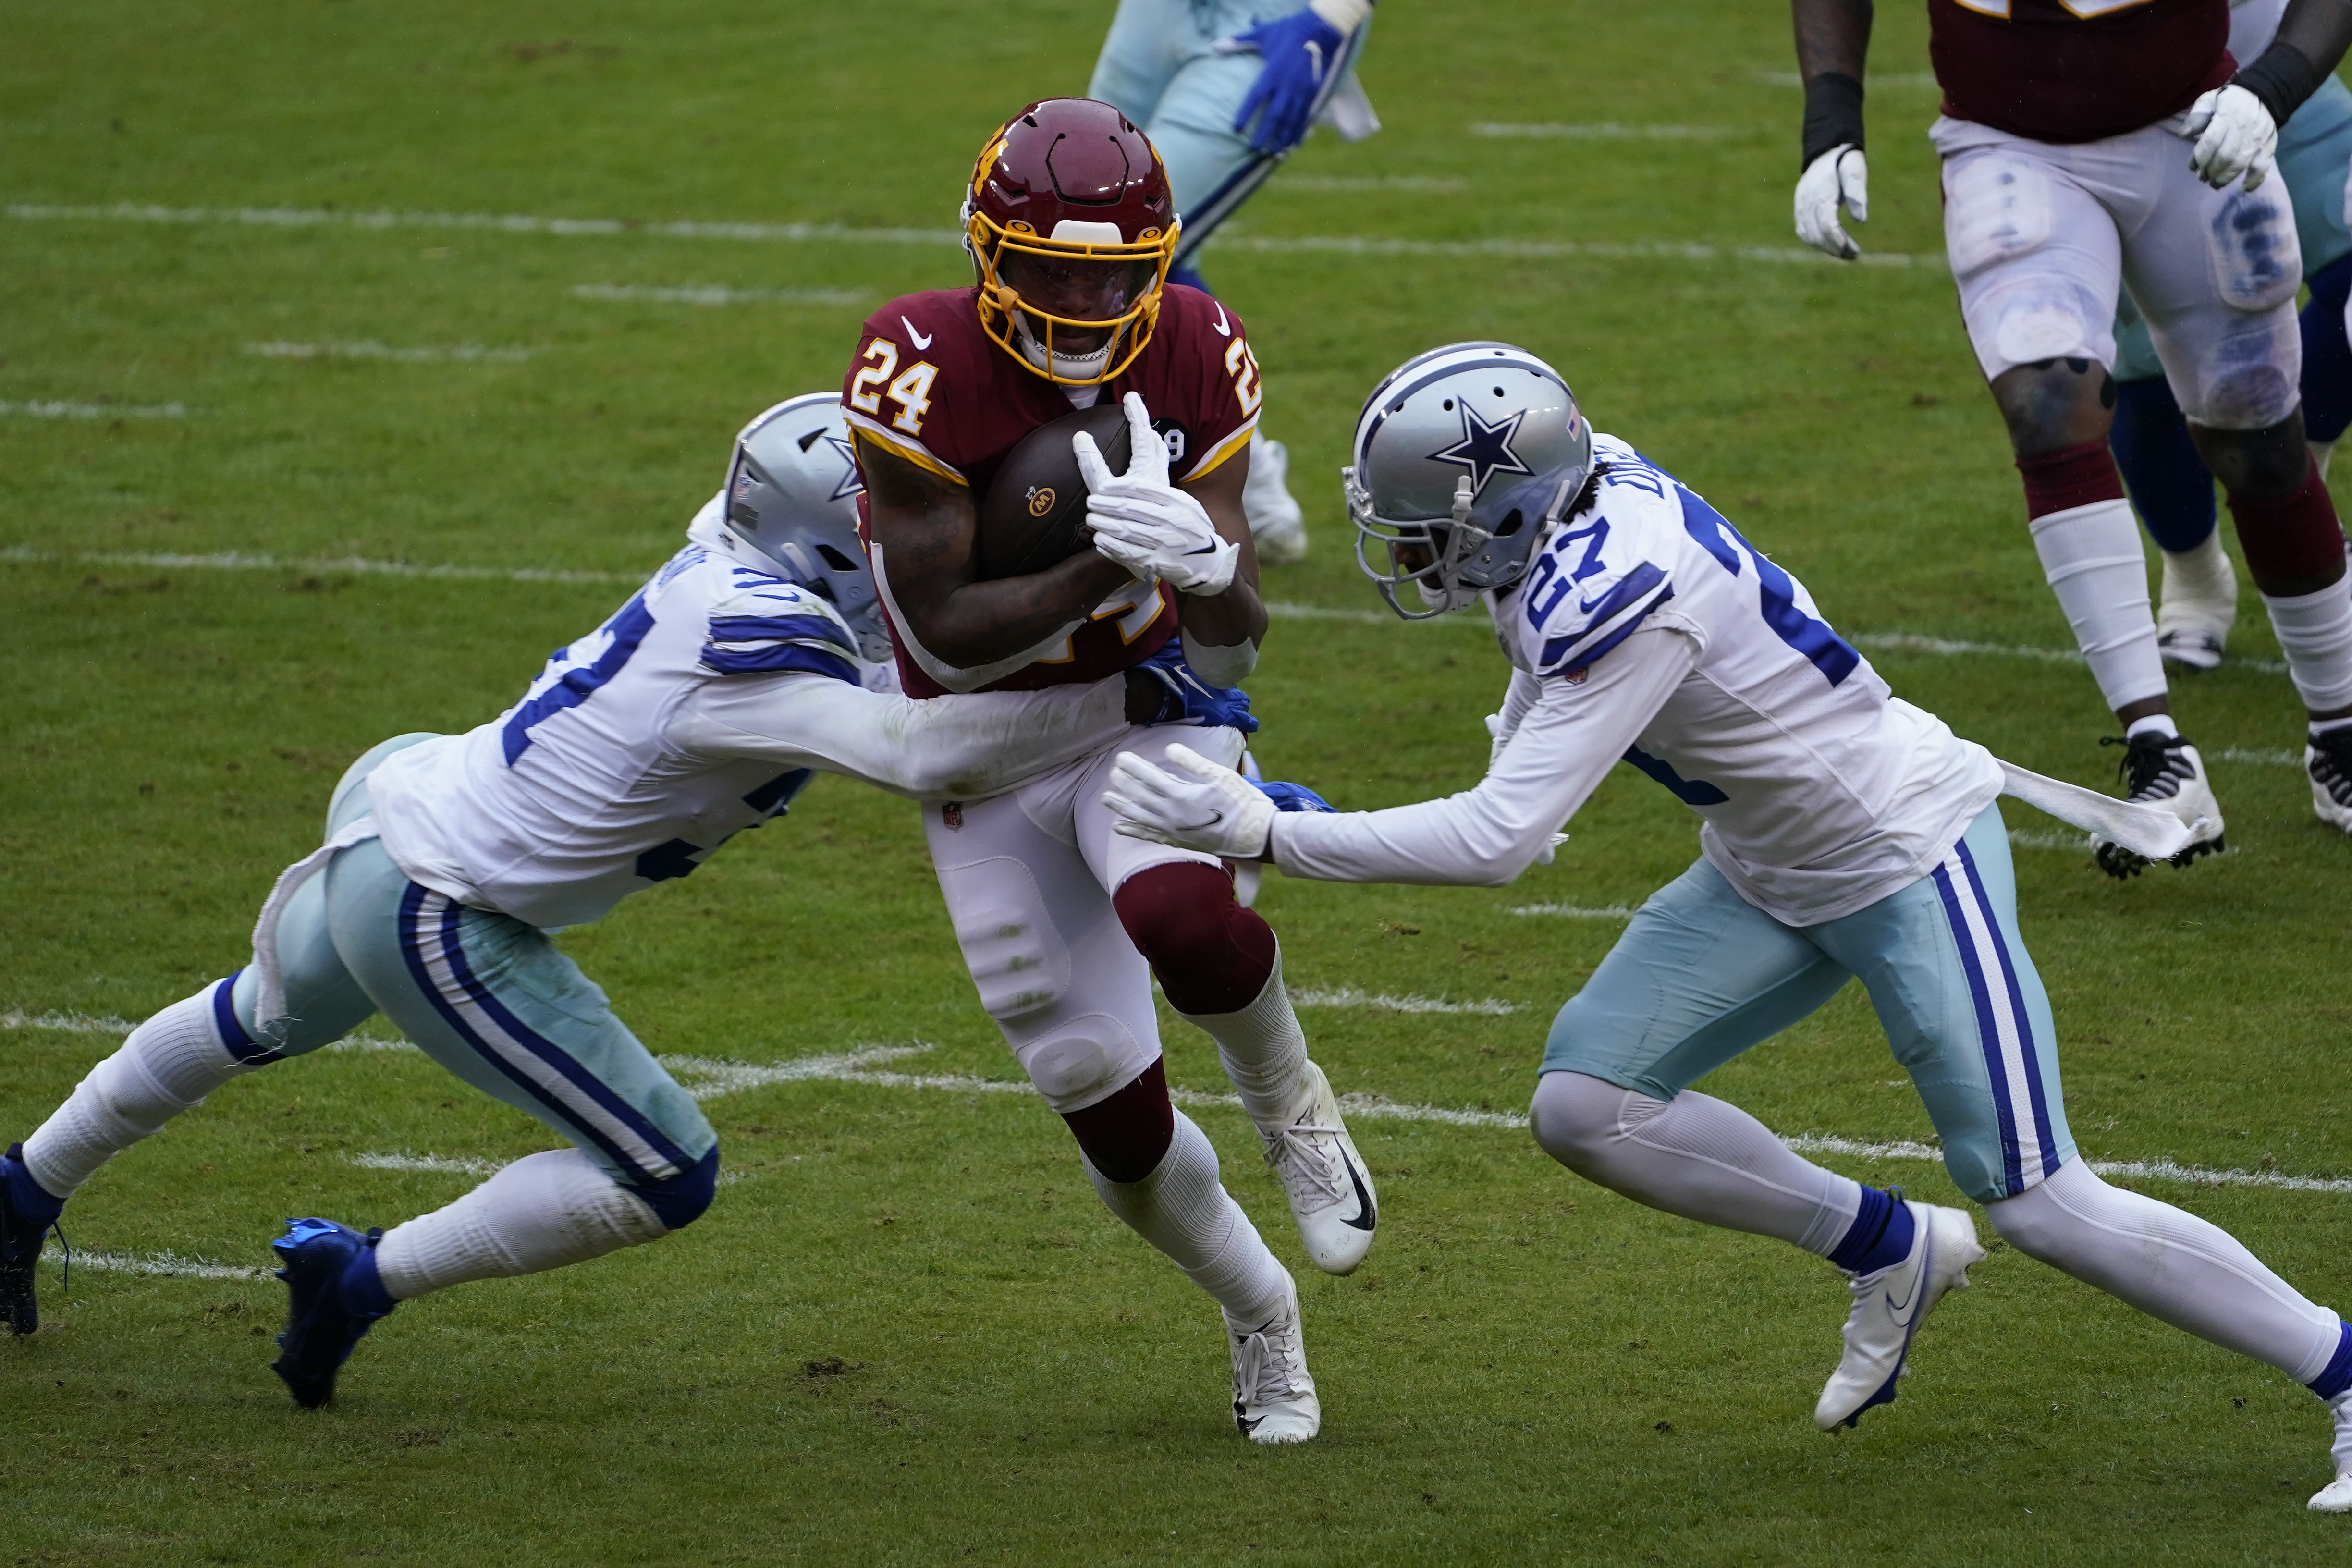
[974,402,1132,580]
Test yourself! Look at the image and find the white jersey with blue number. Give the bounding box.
[1272,435,2003,926]
[365,544,864,931]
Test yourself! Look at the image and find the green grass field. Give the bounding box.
[7,1,2352,1561]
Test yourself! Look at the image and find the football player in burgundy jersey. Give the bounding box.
[1791,0,2352,861]
[837,98,1380,1443]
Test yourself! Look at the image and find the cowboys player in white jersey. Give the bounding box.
[1103,343,2352,1510]
[1086,0,1380,561]
[0,393,1251,1409]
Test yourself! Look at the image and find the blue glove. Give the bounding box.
[1252,778,1336,813]
[1132,643,1259,734]
[1226,8,1346,156]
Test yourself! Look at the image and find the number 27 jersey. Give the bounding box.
[1502,436,2004,925]
[840,282,1263,697]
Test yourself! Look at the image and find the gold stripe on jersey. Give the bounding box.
[845,414,969,487]
[1179,412,1260,485]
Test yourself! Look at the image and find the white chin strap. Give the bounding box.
[1015,316,1115,381]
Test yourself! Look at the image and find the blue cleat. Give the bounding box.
[0,1143,64,1337]
[270,1218,392,1408]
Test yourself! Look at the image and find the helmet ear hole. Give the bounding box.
[1493,509,1525,539]
[814,543,862,573]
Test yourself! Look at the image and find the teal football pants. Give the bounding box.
[1087,0,1370,270]
[225,733,715,1186]
[1542,804,2076,1205]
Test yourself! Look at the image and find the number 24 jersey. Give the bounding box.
[840,282,1263,697]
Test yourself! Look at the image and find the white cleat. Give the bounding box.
[2155,535,2235,671]
[1814,1201,1985,1432]
[1230,1271,1319,1444]
[1243,432,1308,564]
[1261,1060,1377,1276]
[2091,734,2225,878]
[2313,1392,2352,1511]
[2311,729,2352,836]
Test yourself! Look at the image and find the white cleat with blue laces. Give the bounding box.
[2309,1392,2352,1511]
[1815,1200,1984,1431]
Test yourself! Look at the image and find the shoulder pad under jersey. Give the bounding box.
[699,567,861,682]
[1511,439,1680,676]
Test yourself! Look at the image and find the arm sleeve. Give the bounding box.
[666,674,1132,802]
[1492,668,1544,751]
[1270,626,1698,887]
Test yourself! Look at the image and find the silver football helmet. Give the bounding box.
[723,393,882,657]
[1344,342,1593,620]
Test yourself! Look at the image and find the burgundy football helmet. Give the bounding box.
[963,98,1180,386]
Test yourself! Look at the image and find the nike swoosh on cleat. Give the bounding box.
[902,317,933,350]
[1337,1149,1376,1232]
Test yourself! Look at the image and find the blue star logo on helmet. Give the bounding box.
[1427,405,1534,497]
[825,433,864,501]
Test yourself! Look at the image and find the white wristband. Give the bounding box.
[1309,0,1372,34]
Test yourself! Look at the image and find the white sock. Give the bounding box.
[2030,500,2169,712]
[373,1148,669,1300]
[2260,578,2352,714]
[2125,713,2180,742]
[1987,1159,2341,1382]
[1083,1110,1290,1326]
[22,984,257,1200]
[1178,948,1310,1130]
[1529,1073,1860,1256]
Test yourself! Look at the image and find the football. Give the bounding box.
[973,401,1132,580]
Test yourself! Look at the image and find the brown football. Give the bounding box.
[974,401,1132,581]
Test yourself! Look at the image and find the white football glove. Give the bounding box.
[2185,84,2278,191]
[1074,392,1241,596]
[1102,742,1274,859]
[1793,145,1868,261]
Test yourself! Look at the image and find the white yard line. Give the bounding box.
[0,399,187,419]
[0,544,639,587]
[64,1250,269,1281]
[2007,829,2089,852]
[1280,175,1467,192]
[1852,629,2288,676]
[2219,747,2301,766]
[2,199,1941,270]
[1291,987,1523,1016]
[1471,123,1744,140]
[245,341,530,364]
[572,283,869,307]
[349,1151,502,1176]
[1,1008,137,1035]
[22,1047,2352,1285]
[1507,904,1637,919]
[1752,70,1939,88]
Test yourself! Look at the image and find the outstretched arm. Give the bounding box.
[1268,628,1697,886]
[669,671,1139,802]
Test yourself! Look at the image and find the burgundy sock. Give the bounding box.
[1060,1059,1175,1184]
[2228,457,2352,580]
[2015,438,2126,517]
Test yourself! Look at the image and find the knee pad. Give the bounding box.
[1060,1058,1175,1184]
[627,1144,720,1232]
[1528,1071,1640,1174]
[1111,861,1275,1014]
[1015,1011,1150,1112]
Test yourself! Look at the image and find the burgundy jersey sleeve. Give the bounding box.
[1928,0,2230,144]
[1116,284,1263,486]
[841,290,1007,488]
